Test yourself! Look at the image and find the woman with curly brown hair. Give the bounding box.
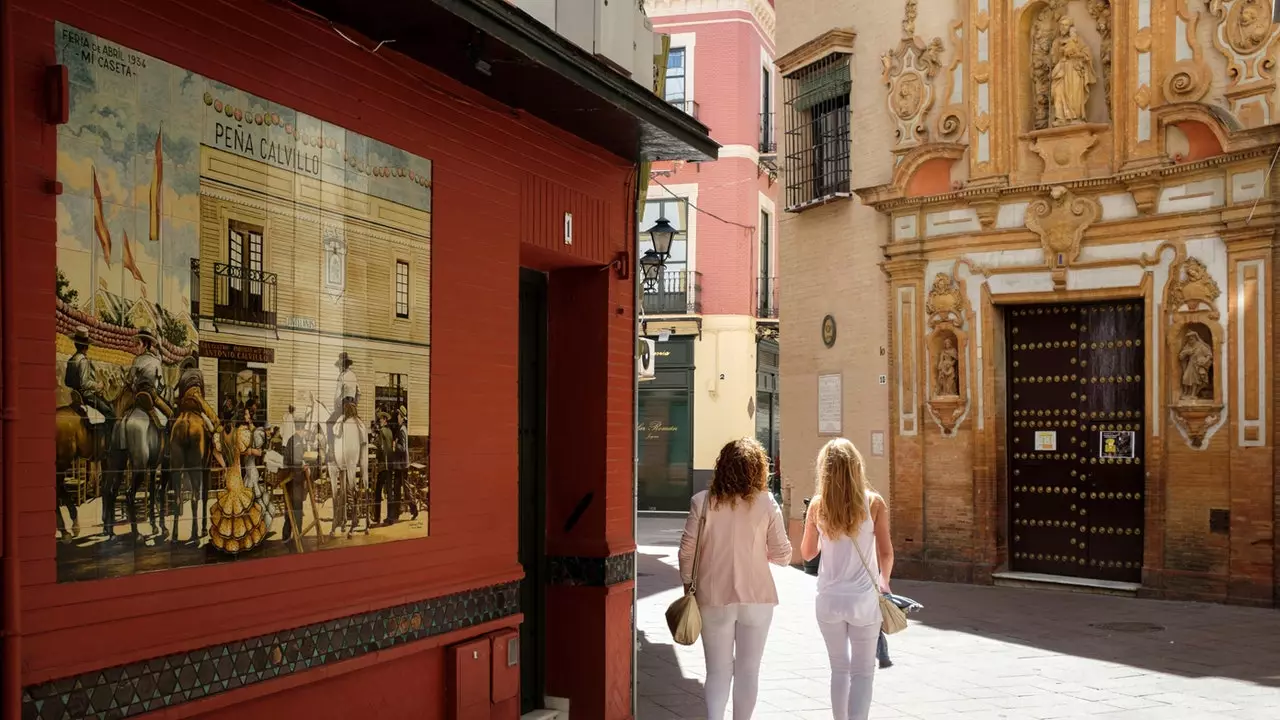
[679,437,793,720]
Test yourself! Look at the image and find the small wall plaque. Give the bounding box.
[821,315,837,348]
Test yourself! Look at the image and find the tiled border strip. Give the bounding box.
[546,551,636,587]
[22,581,519,720]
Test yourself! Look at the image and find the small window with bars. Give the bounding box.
[395,260,410,319]
[782,52,852,212]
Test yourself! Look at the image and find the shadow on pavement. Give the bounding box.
[895,579,1280,689]
[637,550,682,601]
[636,628,706,720]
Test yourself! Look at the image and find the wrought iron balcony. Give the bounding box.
[759,112,776,154]
[213,263,278,328]
[757,276,778,319]
[668,99,700,120]
[189,258,201,318]
[642,270,702,315]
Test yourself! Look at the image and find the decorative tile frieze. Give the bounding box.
[21,582,519,720]
[547,552,637,587]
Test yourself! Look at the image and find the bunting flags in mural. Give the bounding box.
[150,126,163,243]
[92,168,112,267]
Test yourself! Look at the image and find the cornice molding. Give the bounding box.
[776,27,856,76]
[856,144,1278,214]
[645,0,776,40]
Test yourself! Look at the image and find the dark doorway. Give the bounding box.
[1006,301,1146,583]
[518,268,548,713]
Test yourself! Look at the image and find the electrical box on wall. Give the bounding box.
[490,629,520,705]
[447,638,492,720]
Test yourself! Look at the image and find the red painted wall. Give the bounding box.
[2,0,637,715]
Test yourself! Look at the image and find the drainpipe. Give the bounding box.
[1,0,24,714]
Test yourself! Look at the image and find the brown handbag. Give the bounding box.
[855,537,908,635]
[665,499,708,646]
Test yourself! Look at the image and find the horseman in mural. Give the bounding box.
[166,355,219,543]
[54,327,114,541]
[104,327,171,539]
[323,351,370,537]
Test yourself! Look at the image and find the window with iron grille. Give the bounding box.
[782,53,852,212]
[395,260,410,318]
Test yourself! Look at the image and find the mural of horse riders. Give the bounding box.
[54,327,113,541]
[325,351,370,538]
[166,355,219,543]
[102,327,172,540]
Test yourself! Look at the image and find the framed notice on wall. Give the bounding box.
[818,373,842,435]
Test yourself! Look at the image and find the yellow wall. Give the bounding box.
[692,315,761,470]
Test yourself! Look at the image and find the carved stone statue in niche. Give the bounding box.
[1031,1,1112,131]
[1178,329,1214,401]
[1164,255,1224,449]
[924,272,968,435]
[1051,17,1097,126]
[936,336,959,396]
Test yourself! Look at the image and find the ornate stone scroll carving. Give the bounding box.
[935,19,967,142]
[883,0,945,153]
[1164,0,1213,104]
[1208,0,1280,127]
[1163,256,1225,449]
[924,272,969,435]
[1025,186,1101,289]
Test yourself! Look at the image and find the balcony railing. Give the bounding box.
[642,270,702,315]
[189,258,201,318]
[213,263,278,328]
[756,276,778,319]
[759,112,776,154]
[668,99,700,120]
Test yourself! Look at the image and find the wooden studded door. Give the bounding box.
[1007,302,1146,583]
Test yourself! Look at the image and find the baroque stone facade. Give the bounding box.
[778,0,1280,606]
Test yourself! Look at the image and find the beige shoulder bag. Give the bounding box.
[855,531,908,635]
[666,498,708,646]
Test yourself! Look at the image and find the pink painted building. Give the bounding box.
[638,0,781,511]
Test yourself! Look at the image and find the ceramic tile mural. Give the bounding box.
[53,23,432,581]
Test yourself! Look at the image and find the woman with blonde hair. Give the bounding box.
[679,437,792,720]
[800,438,893,720]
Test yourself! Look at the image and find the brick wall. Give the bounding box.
[3,0,638,714]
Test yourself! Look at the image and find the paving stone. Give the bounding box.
[635,518,1280,720]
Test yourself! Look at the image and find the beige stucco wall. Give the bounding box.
[776,3,960,518]
[692,314,760,470]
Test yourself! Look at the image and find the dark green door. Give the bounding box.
[518,269,548,712]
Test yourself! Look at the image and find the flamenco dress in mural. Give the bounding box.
[210,425,270,554]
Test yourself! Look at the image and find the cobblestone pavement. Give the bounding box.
[635,518,1280,720]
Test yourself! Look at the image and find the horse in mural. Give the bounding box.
[165,385,216,543]
[104,391,166,539]
[53,394,110,542]
[309,395,370,538]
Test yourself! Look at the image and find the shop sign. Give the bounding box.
[199,341,275,364]
[637,419,678,440]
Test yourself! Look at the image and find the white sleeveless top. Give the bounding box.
[814,495,882,627]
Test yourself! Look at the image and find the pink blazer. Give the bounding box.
[678,489,793,607]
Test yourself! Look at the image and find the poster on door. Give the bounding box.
[52,23,433,582]
[1099,430,1136,460]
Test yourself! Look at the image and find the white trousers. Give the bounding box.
[817,620,880,720]
[700,603,774,720]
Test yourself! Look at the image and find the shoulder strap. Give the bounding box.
[852,503,883,592]
[688,495,709,594]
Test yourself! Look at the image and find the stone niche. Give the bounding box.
[1163,256,1225,449]
[1014,0,1115,184]
[924,272,969,435]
